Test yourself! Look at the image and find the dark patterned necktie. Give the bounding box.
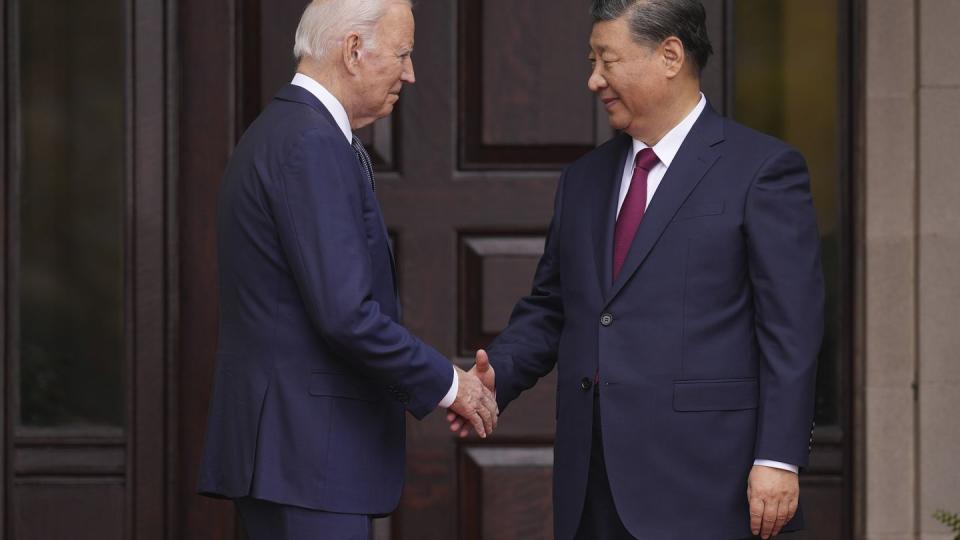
[613,148,660,279]
[351,135,375,192]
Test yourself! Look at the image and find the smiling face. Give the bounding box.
[587,15,672,141]
[351,2,416,127]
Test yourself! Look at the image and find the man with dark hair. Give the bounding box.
[451,0,823,538]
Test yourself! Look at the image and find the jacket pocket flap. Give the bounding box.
[673,378,758,411]
[309,372,378,402]
[674,200,725,221]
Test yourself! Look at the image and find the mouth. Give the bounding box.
[601,97,619,110]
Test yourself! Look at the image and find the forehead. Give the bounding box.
[376,3,415,45]
[589,16,634,51]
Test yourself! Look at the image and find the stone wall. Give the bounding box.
[862,1,960,539]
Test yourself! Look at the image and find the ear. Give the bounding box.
[660,36,686,78]
[342,31,363,75]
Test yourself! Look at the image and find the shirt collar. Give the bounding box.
[630,93,707,168]
[291,73,352,143]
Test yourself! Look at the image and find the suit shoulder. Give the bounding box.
[245,100,344,149]
[722,117,800,160]
[224,101,354,197]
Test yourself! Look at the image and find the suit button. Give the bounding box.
[580,377,593,391]
[600,313,614,326]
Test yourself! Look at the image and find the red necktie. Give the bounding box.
[613,148,659,280]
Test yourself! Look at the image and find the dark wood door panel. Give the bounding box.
[13,481,124,540]
[459,0,600,168]
[460,447,554,540]
[459,235,546,356]
[476,0,594,147]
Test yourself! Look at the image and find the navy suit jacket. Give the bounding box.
[198,85,452,514]
[487,104,824,540]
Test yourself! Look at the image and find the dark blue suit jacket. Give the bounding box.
[198,85,452,514]
[487,104,824,540]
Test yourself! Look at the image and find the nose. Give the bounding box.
[402,56,416,84]
[587,65,606,93]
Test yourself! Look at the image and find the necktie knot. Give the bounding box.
[634,147,659,172]
[351,135,364,153]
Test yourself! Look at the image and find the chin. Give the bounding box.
[606,112,630,132]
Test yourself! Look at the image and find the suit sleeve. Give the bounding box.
[267,128,451,419]
[486,171,567,412]
[744,147,824,467]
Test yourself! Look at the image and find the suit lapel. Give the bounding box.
[605,105,726,305]
[593,134,632,299]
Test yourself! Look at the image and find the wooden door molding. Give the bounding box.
[1,0,10,535]
[176,0,241,536]
[129,0,178,537]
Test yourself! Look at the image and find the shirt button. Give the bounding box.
[580,377,593,391]
[600,313,614,326]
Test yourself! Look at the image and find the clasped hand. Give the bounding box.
[446,349,497,438]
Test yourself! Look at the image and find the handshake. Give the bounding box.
[445,349,498,438]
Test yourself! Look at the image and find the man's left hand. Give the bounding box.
[747,464,799,539]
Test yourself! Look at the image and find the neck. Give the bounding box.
[630,84,702,146]
[296,59,357,126]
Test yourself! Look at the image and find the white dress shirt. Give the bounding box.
[291,73,459,409]
[614,93,798,475]
[616,94,707,216]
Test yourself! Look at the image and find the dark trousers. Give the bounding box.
[574,391,637,540]
[234,497,372,540]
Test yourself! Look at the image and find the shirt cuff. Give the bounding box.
[753,459,799,474]
[437,365,458,409]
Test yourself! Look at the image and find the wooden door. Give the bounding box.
[176,1,850,539]
[1,0,173,538]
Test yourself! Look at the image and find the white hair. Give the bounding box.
[293,0,411,61]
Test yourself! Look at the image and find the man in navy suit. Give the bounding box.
[451,1,824,538]
[197,1,498,538]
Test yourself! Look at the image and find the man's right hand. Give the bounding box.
[447,349,497,437]
[447,365,498,438]
[748,465,799,538]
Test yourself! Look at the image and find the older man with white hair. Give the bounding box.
[197,1,498,538]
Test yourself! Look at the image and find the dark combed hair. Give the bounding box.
[590,0,713,73]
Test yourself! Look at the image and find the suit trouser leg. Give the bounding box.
[573,390,636,540]
[234,497,372,540]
